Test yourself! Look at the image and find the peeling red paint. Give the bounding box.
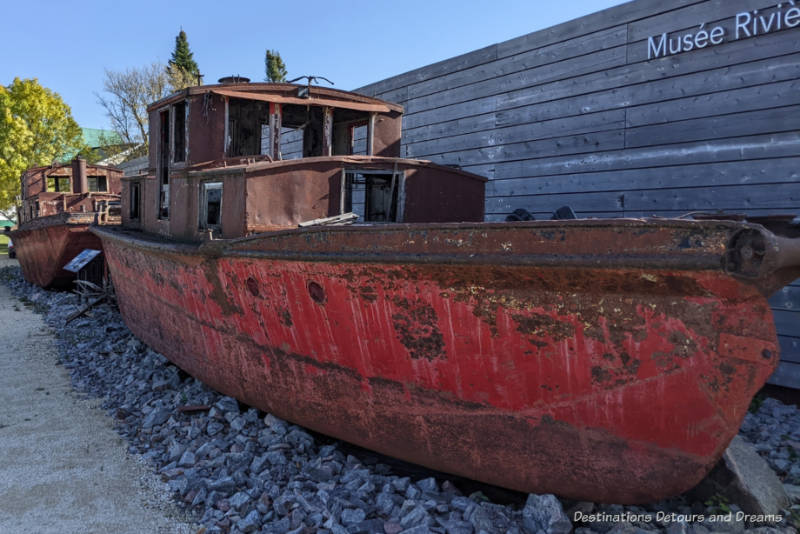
[12,216,105,288]
[93,219,796,503]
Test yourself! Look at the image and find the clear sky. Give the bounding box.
[0,0,629,130]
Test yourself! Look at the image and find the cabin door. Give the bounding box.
[344,171,403,222]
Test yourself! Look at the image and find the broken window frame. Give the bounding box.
[225,97,271,158]
[199,181,223,231]
[129,181,141,220]
[87,175,108,192]
[158,108,170,220]
[46,175,71,193]
[342,169,405,223]
[172,101,187,164]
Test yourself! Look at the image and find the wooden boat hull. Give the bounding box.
[93,220,799,503]
[11,214,104,288]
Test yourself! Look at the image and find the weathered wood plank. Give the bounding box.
[486,182,800,214]
[768,360,800,388]
[358,0,703,97]
[625,105,800,148]
[486,158,800,197]
[770,285,800,312]
[627,0,780,42]
[496,0,704,57]
[399,36,799,135]
[776,310,800,338]
[627,79,800,128]
[494,43,800,125]
[488,132,800,180]
[405,46,627,115]
[405,110,625,158]
[424,130,624,168]
[404,26,627,103]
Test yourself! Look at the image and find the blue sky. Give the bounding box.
[1,0,628,129]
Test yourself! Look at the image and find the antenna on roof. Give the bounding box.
[288,75,334,98]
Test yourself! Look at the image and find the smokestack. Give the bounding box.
[72,157,87,194]
[218,75,250,84]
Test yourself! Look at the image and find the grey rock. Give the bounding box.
[376,492,395,514]
[168,477,188,495]
[250,454,269,474]
[167,441,185,462]
[693,436,789,516]
[208,476,236,493]
[229,491,251,510]
[341,507,367,525]
[178,450,196,467]
[142,408,170,429]
[206,421,225,436]
[236,509,260,533]
[265,451,286,466]
[417,477,438,493]
[399,526,433,534]
[215,396,239,414]
[400,505,431,528]
[521,494,571,534]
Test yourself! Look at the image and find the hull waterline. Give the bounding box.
[93,219,795,503]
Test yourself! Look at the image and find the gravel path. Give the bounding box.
[1,262,797,534]
[0,262,195,533]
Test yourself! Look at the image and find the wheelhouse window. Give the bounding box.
[173,101,186,163]
[200,181,223,230]
[129,182,140,219]
[46,175,71,192]
[87,175,107,192]
[158,109,170,219]
[344,171,403,222]
[226,99,269,157]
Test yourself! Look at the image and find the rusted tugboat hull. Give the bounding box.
[12,214,104,288]
[94,219,800,503]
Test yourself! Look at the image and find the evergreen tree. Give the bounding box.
[168,30,200,88]
[265,50,287,82]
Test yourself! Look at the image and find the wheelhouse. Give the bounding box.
[122,81,486,242]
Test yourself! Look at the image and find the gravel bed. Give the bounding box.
[2,265,797,534]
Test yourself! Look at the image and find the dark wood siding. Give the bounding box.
[357,0,800,386]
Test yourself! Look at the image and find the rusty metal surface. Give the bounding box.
[93,218,795,503]
[13,218,105,288]
[148,83,404,114]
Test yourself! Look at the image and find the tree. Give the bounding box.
[265,50,287,82]
[0,78,84,214]
[97,63,171,158]
[168,30,200,90]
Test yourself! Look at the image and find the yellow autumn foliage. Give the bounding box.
[0,78,84,213]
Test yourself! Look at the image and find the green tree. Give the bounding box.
[168,30,200,90]
[265,50,287,82]
[0,78,84,213]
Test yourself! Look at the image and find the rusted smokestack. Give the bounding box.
[71,156,87,194]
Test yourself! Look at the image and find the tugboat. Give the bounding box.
[92,79,800,503]
[12,157,121,288]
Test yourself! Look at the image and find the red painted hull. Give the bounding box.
[93,220,797,503]
[11,215,106,288]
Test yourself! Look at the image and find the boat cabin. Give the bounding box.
[19,157,122,225]
[122,81,486,242]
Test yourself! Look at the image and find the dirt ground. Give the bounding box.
[0,257,196,533]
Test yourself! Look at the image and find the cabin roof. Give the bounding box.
[22,161,123,177]
[161,155,489,183]
[148,82,404,114]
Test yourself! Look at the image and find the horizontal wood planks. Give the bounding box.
[356,0,800,386]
